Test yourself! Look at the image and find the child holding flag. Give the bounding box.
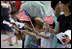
[19,2,46,48]
[22,15,57,48]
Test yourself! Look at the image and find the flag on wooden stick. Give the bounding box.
[24,10,35,31]
[15,10,31,22]
[15,10,35,31]
[40,10,54,25]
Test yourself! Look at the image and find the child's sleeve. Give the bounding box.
[46,33,53,38]
[36,32,50,39]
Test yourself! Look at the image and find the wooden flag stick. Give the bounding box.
[30,21,35,31]
[24,10,36,31]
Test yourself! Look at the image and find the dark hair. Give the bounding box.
[69,40,71,43]
[61,1,70,4]
[17,19,21,22]
[49,22,55,29]
[30,17,37,26]
[24,10,36,27]
[51,1,59,10]
[61,1,71,12]
[24,21,31,26]
[53,22,55,29]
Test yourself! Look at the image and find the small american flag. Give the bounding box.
[15,10,31,22]
[40,10,54,25]
[44,15,54,25]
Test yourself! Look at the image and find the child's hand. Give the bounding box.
[21,30,28,35]
[21,30,26,33]
[31,28,39,35]
[31,28,35,32]
[44,23,50,32]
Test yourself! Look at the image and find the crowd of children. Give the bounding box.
[1,1,71,48]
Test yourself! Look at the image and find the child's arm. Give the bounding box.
[22,30,37,36]
[22,30,39,44]
[22,30,49,39]
[35,31,50,39]
[49,22,59,34]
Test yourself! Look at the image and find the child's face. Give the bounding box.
[65,36,70,44]
[43,23,53,32]
[49,24,54,29]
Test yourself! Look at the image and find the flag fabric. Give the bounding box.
[24,10,31,21]
[25,10,29,16]
[31,42,43,48]
[2,34,15,42]
[40,10,46,19]
[44,15,54,25]
[15,10,31,21]
[15,1,21,11]
[24,10,35,30]
[40,10,54,25]
[15,10,35,30]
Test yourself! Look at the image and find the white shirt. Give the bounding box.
[57,43,64,48]
[36,32,53,48]
[57,43,71,48]
[66,44,71,48]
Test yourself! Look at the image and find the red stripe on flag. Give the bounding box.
[15,10,31,22]
[44,15,54,25]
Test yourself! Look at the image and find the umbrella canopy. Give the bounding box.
[19,1,46,18]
